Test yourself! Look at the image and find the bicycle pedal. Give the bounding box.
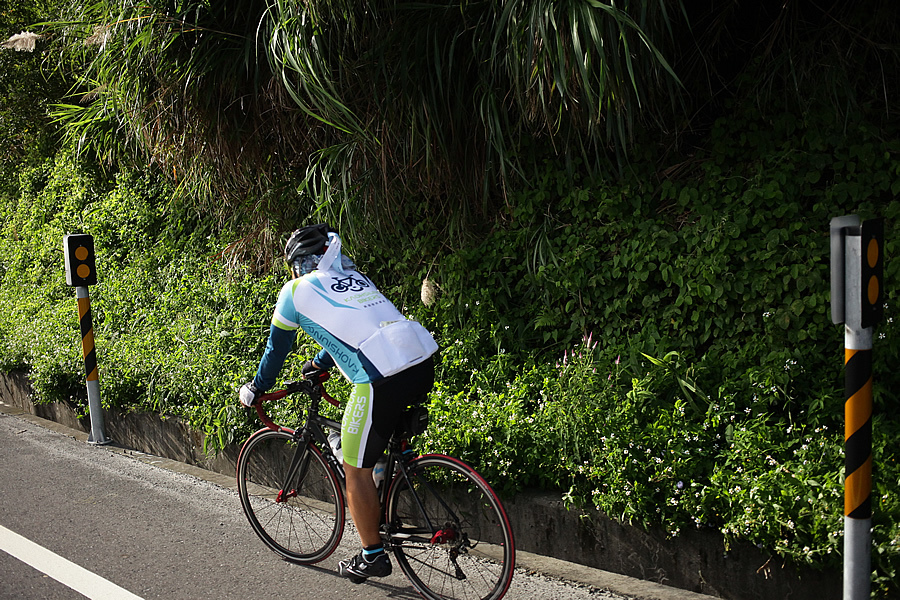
[347,575,367,584]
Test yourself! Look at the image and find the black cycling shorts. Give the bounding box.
[340,356,434,468]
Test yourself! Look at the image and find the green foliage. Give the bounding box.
[0,149,284,451]
[45,0,900,258]
[49,0,686,254]
[47,0,317,267]
[0,0,68,184]
[410,104,900,595]
[4,77,900,599]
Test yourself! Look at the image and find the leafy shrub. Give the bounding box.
[411,104,900,594]
[0,152,278,450]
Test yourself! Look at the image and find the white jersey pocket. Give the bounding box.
[358,320,438,378]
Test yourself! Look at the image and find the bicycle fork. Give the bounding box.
[274,435,311,503]
[275,428,333,503]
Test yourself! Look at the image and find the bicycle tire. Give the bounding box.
[385,454,515,600]
[237,429,345,564]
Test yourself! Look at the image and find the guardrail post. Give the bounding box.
[64,233,111,446]
[831,216,883,599]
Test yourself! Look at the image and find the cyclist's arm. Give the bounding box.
[253,281,300,392]
[253,324,298,392]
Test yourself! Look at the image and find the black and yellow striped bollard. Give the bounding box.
[831,216,883,599]
[64,234,110,445]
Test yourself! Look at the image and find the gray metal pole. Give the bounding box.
[76,286,110,445]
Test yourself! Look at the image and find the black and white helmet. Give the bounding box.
[284,223,333,273]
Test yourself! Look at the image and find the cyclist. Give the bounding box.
[239,223,437,582]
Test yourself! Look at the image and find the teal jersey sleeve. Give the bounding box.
[315,348,335,370]
[252,324,297,391]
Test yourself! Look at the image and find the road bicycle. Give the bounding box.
[236,372,515,600]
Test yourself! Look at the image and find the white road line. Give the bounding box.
[0,524,144,600]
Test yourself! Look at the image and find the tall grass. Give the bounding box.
[48,0,685,252]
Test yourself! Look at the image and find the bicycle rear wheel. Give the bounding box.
[237,429,345,564]
[385,454,515,600]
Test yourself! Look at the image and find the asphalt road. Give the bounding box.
[0,403,720,600]
[0,407,633,600]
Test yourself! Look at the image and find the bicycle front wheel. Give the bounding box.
[237,429,345,564]
[385,454,515,600]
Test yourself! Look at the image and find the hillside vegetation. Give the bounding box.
[3,101,899,593]
[2,0,900,595]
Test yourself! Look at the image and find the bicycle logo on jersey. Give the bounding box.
[330,274,371,293]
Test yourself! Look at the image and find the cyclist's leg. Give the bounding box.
[339,360,436,579]
[341,381,384,543]
[339,382,393,580]
[340,381,381,472]
[345,463,381,545]
[340,358,435,477]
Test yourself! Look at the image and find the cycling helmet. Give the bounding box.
[285,224,331,261]
[285,223,334,276]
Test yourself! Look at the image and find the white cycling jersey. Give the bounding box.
[270,259,437,383]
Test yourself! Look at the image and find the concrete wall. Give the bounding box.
[0,370,840,599]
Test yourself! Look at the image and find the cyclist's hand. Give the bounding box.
[301,360,327,381]
[239,381,261,407]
